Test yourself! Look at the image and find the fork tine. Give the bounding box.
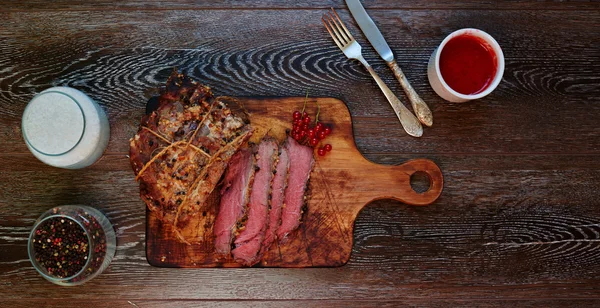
[331,8,353,41]
[323,13,346,46]
[326,11,350,44]
[323,14,347,46]
[322,17,344,50]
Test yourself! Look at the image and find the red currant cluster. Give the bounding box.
[290,108,333,156]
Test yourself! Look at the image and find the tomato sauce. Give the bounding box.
[439,34,497,95]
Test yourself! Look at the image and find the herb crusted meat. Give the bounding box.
[129,71,252,244]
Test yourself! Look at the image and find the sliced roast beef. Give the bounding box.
[213,147,255,255]
[258,145,290,259]
[277,136,314,243]
[231,137,279,266]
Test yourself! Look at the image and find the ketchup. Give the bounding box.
[439,34,497,95]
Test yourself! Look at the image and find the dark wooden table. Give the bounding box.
[2,1,599,307]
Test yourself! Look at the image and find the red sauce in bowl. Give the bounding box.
[439,34,497,95]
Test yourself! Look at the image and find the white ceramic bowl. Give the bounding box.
[427,28,504,103]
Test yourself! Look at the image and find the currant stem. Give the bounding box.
[314,100,320,124]
[301,89,309,114]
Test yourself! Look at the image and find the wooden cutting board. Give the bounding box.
[146,97,443,267]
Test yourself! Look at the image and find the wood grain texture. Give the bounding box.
[0,10,599,155]
[0,0,599,305]
[2,155,600,300]
[2,0,598,11]
[4,299,600,308]
[146,97,443,268]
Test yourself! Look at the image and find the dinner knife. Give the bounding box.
[346,0,433,127]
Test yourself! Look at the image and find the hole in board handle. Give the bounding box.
[410,171,431,194]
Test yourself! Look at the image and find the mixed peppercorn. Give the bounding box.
[31,209,108,282]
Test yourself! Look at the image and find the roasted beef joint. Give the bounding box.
[131,72,316,265]
[129,71,252,244]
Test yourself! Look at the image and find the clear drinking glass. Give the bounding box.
[28,205,116,286]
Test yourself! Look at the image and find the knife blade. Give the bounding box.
[345,0,434,127]
[345,0,394,62]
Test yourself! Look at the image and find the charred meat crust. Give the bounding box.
[129,71,252,245]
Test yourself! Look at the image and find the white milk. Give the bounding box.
[22,87,110,169]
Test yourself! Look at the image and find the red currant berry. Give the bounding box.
[302,123,309,131]
[293,119,302,126]
[303,116,311,124]
[324,144,332,152]
[293,111,301,120]
[315,122,323,131]
[323,126,332,136]
[300,130,307,138]
[309,138,319,147]
[318,148,326,156]
[318,131,326,140]
[302,112,308,119]
[307,129,315,138]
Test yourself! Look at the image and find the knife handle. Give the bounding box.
[387,60,433,127]
[357,57,423,137]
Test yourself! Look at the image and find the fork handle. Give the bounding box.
[387,60,433,127]
[358,57,423,137]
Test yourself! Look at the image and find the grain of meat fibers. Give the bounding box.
[277,136,314,243]
[257,145,290,260]
[213,147,256,255]
[129,71,252,245]
[231,138,279,266]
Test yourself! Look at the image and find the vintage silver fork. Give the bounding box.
[322,8,423,137]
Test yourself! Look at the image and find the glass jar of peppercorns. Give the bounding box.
[27,205,116,286]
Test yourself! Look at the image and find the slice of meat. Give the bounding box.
[213,148,256,255]
[277,136,314,243]
[258,145,290,259]
[231,137,279,266]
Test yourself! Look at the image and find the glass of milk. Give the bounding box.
[22,87,110,169]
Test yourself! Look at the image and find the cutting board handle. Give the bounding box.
[359,158,443,207]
